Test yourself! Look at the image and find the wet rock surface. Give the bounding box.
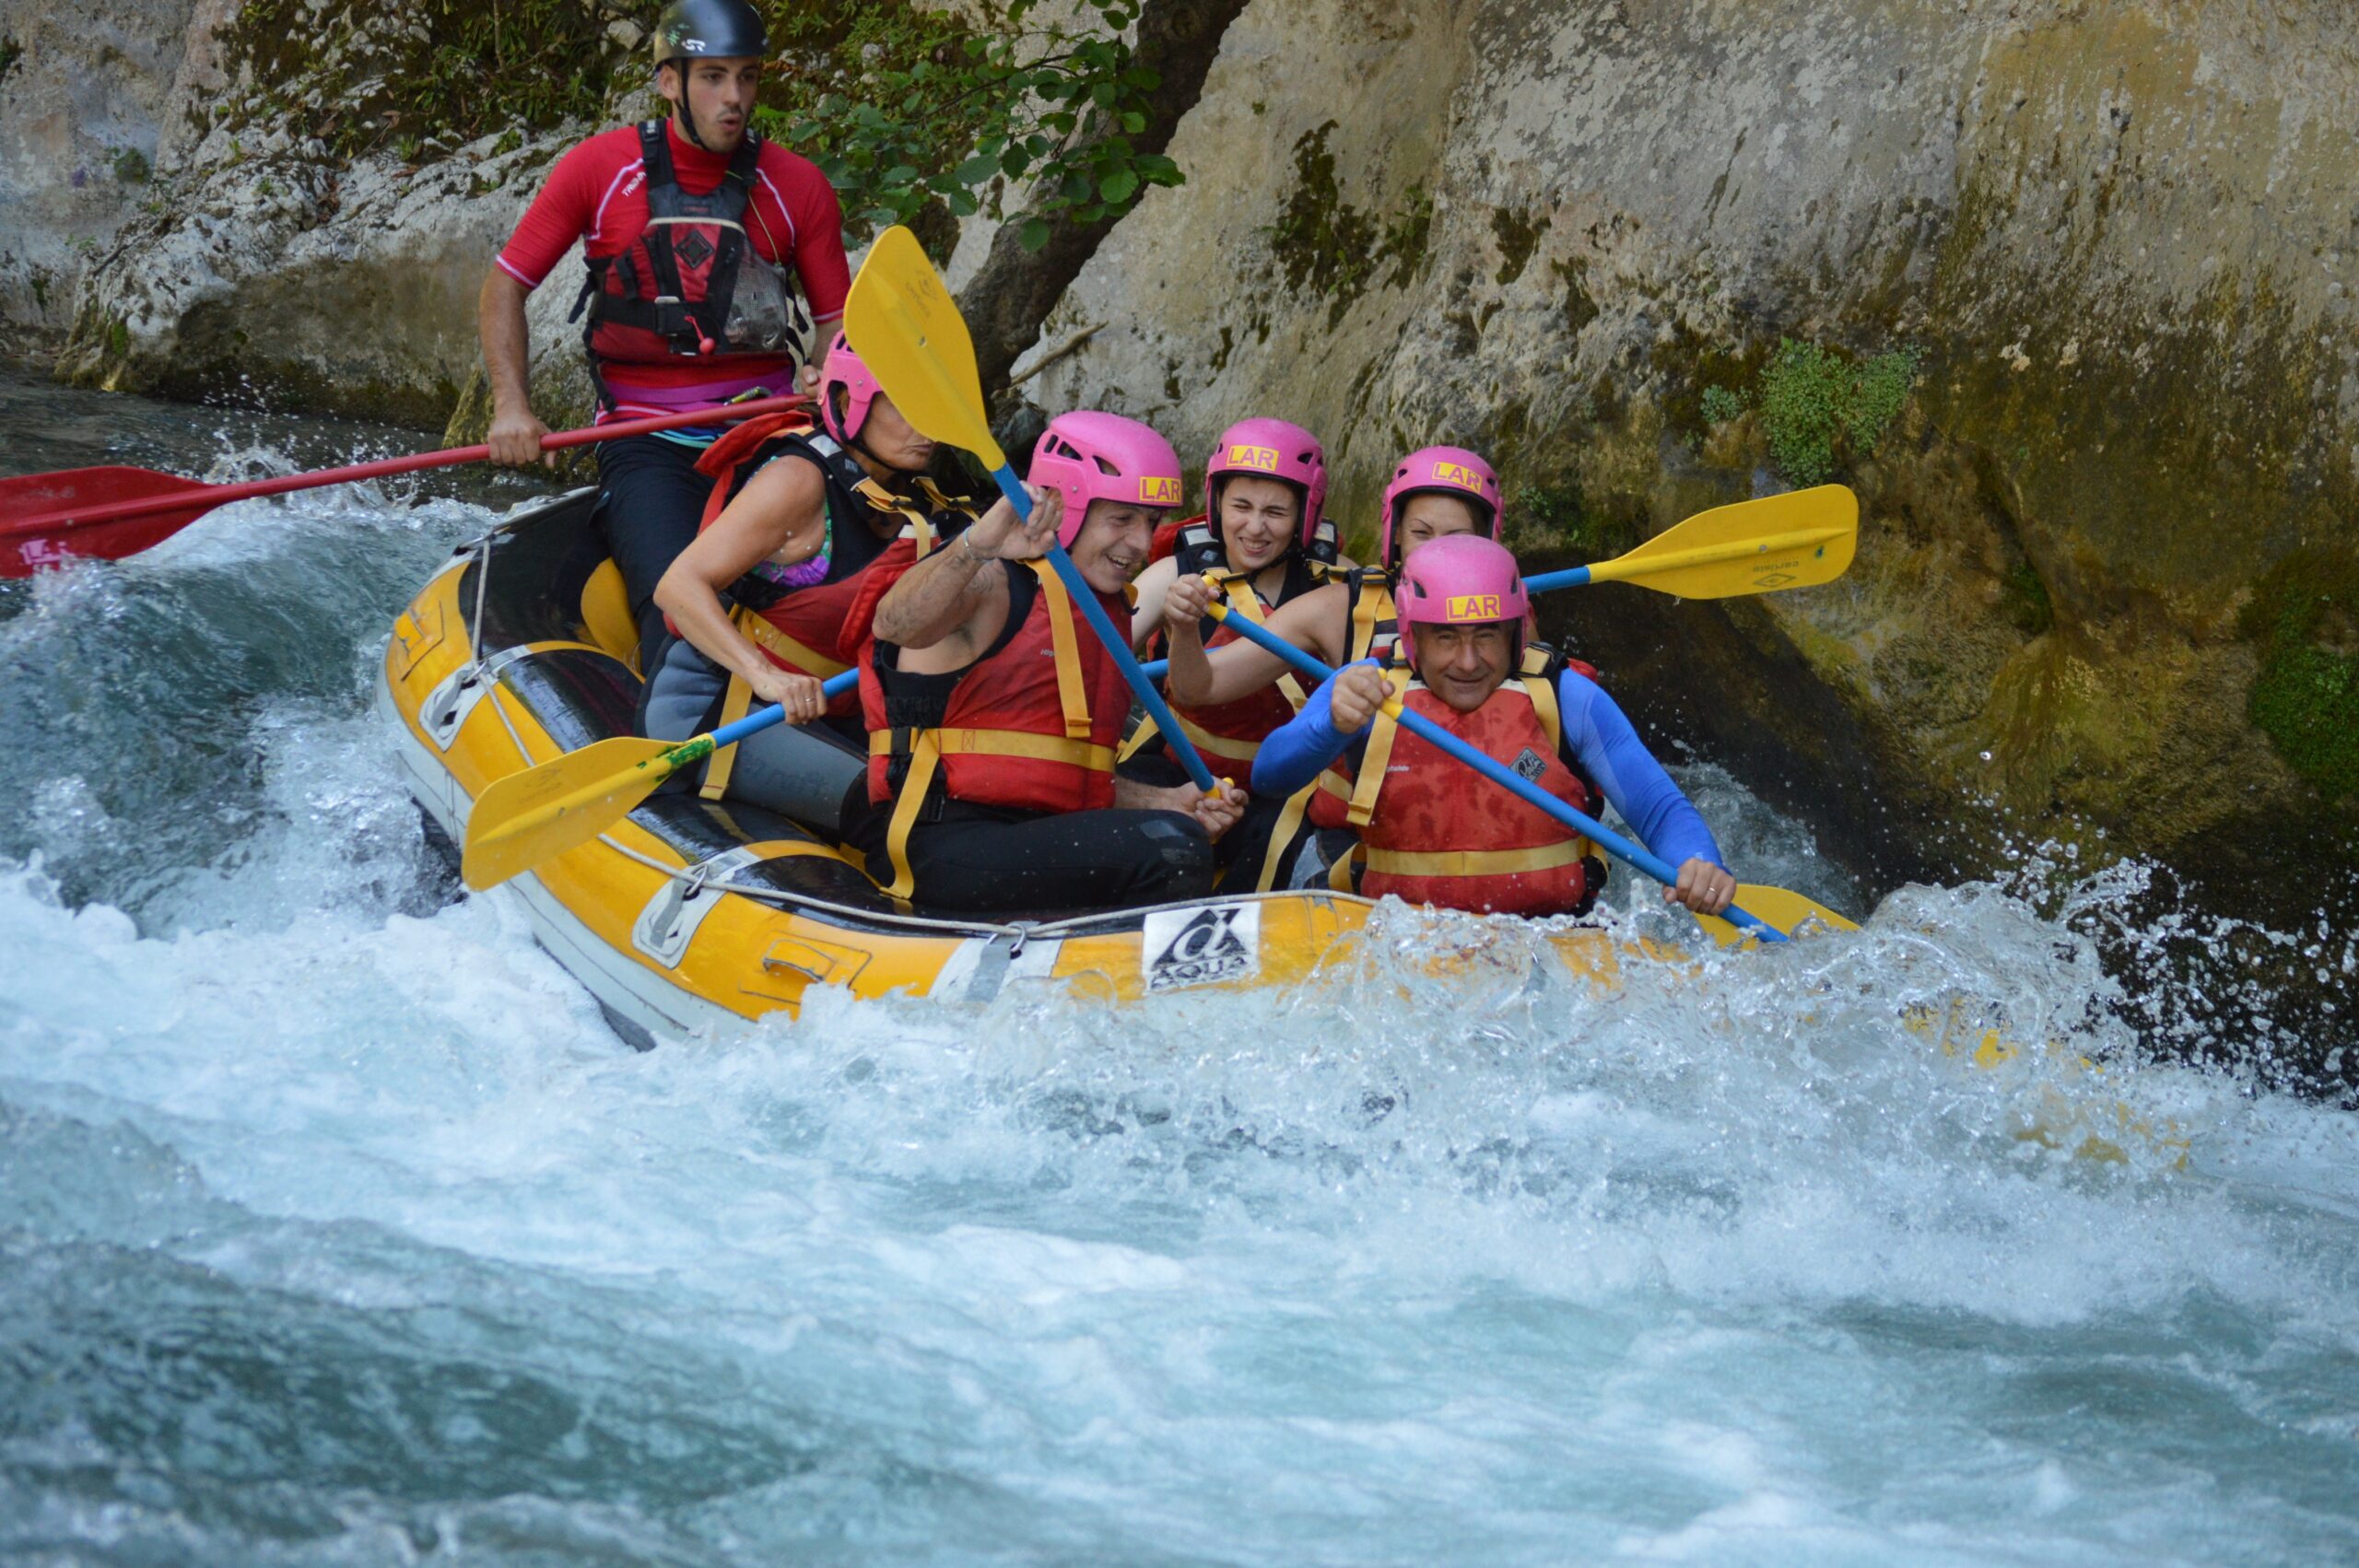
[1026,0,2359,940]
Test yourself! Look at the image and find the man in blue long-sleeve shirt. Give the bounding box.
[1236,535,1739,919]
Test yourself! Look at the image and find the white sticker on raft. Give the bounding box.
[1142,902,1262,993]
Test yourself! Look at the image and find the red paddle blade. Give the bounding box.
[0,466,218,577]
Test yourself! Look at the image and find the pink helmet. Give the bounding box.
[1028,411,1185,548]
[1378,445,1503,569]
[818,332,880,445]
[1206,417,1328,549]
[1393,534,1528,670]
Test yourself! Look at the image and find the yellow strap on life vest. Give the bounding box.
[872,726,1119,900]
[1361,840,1592,880]
[852,474,969,548]
[1348,576,1392,663]
[734,603,851,678]
[1525,661,1562,754]
[1117,715,1163,765]
[1248,778,1320,894]
[1215,573,1309,711]
[699,666,757,802]
[1344,669,1414,828]
[879,730,942,900]
[1327,841,1365,894]
[865,727,1116,771]
[1030,560,1096,742]
[1172,712,1265,766]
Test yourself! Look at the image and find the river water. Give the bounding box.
[2,371,2355,1565]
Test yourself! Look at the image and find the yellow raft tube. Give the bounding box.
[380,487,1674,1046]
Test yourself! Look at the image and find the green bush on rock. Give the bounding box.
[1755,338,1920,486]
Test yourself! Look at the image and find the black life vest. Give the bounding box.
[571,123,809,375]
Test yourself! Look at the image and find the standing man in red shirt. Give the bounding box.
[475,0,851,663]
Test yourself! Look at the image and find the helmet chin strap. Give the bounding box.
[668,64,711,150]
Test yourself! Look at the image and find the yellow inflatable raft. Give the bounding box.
[378,490,2184,1165]
[378,487,1668,1045]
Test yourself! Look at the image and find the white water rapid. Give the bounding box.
[2,377,2354,1565]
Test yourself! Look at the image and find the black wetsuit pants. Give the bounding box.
[848,802,1217,914]
[1117,752,1314,890]
[594,433,711,665]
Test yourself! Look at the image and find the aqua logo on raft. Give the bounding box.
[1142,902,1261,992]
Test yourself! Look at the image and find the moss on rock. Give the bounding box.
[2243,550,2359,802]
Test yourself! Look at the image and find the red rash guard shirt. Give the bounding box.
[497,121,850,417]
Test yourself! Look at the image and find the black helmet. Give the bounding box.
[652,0,769,71]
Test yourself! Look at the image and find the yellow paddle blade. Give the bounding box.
[461,733,703,890]
[1692,883,1862,947]
[1585,485,1858,599]
[843,226,1007,470]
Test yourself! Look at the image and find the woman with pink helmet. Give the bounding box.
[851,411,1247,913]
[1161,442,1512,873]
[641,333,982,833]
[1121,417,1353,891]
[1250,534,1741,917]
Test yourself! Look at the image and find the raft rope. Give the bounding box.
[450,501,1340,952]
[587,830,1333,947]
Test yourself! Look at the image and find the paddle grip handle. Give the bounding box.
[1207,606,1786,942]
[988,464,1220,794]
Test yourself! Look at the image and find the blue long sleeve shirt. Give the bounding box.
[1250,662,1726,872]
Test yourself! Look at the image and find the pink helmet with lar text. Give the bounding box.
[818,333,880,445]
[1029,412,1185,548]
[1206,417,1329,548]
[1392,533,1528,671]
[1378,445,1502,569]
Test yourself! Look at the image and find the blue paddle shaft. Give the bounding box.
[1522,565,1594,594]
[988,463,1217,792]
[1208,607,1786,942]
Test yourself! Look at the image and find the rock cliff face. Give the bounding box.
[1027,0,2359,929]
[6,0,2353,949]
[0,0,222,343]
[0,0,612,427]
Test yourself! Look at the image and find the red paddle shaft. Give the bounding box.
[6,396,809,539]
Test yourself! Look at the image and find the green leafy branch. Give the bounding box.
[757,0,1180,250]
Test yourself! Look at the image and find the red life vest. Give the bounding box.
[1350,655,1604,918]
[1143,551,1327,788]
[861,560,1133,897]
[668,412,976,801]
[572,123,809,380]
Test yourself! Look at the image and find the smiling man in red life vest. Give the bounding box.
[1250,534,1742,918]
[475,0,850,663]
[854,414,1247,914]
